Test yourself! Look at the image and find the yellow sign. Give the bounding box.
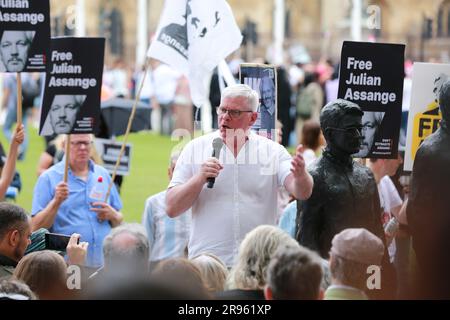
[411,101,441,160]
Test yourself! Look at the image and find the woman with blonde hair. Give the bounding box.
[218,225,299,299]
[191,253,228,293]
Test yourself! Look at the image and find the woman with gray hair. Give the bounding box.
[217,225,299,299]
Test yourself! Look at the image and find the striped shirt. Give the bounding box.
[142,190,191,261]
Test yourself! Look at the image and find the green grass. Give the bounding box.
[1,126,179,223]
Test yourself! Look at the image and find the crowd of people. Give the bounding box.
[0,51,449,301]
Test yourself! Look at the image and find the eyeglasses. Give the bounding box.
[216,107,253,119]
[327,127,362,136]
[70,141,93,148]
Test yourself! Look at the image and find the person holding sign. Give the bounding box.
[166,84,313,267]
[0,31,35,72]
[31,134,123,268]
[407,80,450,299]
[0,125,24,200]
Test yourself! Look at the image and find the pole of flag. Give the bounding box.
[273,0,285,65]
[351,0,362,41]
[104,58,150,202]
[16,73,22,127]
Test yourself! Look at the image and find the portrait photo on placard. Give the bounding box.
[40,94,87,136]
[0,30,36,72]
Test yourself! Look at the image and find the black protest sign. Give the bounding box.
[0,0,50,73]
[39,37,105,136]
[94,138,132,176]
[240,63,277,141]
[338,41,405,159]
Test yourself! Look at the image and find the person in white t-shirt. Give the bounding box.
[166,84,313,267]
[151,60,181,135]
[367,155,406,262]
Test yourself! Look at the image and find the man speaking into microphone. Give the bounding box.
[166,84,313,267]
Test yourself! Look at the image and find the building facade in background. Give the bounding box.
[49,0,450,67]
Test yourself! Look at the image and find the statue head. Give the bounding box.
[320,99,363,156]
[439,80,450,122]
[434,73,449,103]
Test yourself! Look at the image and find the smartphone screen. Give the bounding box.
[45,233,76,251]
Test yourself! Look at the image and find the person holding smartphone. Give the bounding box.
[0,203,87,281]
[31,134,123,268]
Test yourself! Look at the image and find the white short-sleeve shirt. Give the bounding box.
[378,176,403,261]
[169,131,292,266]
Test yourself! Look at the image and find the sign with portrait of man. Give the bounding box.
[0,0,50,72]
[338,41,405,159]
[404,62,450,171]
[93,138,132,176]
[240,63,277,141]
[39,37,105,136]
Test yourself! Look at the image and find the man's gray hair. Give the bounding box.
[266,245,323,299]
[220,84,259,112]
[103,223,149,268]
[329,254,369,291]
[23,31,35,44]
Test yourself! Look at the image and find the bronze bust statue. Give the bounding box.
[296,99,395,299]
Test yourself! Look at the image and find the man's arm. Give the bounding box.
[166,157,223,217]
[31,181,69,231]
[370,176,387,244]
[284,145,314,200]
[396,199,408,225]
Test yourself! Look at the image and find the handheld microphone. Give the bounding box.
[207,137,224,188]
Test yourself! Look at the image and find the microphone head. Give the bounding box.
[212,137,224,152]
[209,138,224,187]
[211,137,224,159]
